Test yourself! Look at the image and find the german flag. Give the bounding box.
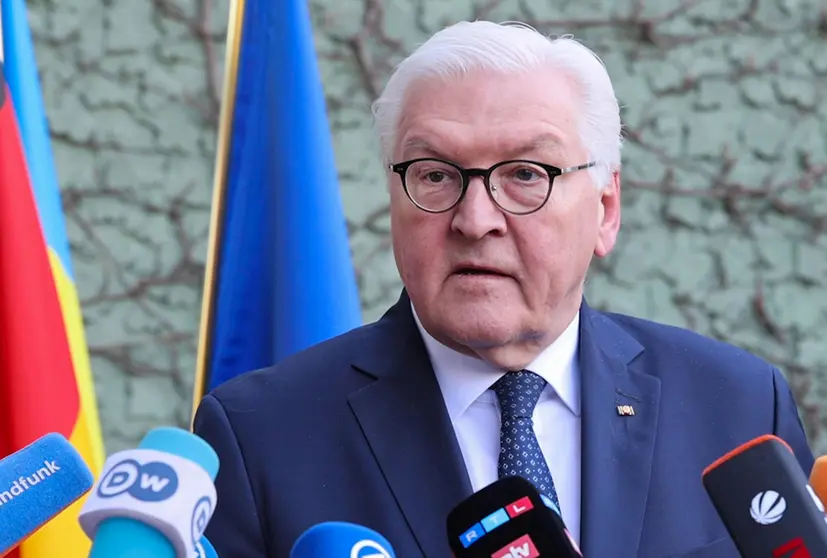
[0,0,105,555]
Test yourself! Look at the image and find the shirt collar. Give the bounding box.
[412,302,581,421]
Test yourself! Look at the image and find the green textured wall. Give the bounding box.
[26,0,827,453]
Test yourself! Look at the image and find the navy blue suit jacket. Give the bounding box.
[193,292,815,557]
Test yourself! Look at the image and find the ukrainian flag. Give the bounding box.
[0,0,105,556]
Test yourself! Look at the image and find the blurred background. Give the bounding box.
[21,0,827,453]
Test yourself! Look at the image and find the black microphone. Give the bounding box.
[446,476,581,557]
[702,434,827,557]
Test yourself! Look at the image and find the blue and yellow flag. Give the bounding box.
[193,0,362,404]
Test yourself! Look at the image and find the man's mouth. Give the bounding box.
[453,265,509,277]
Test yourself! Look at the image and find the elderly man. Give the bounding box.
[194,20,814,557]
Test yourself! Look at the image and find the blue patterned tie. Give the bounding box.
[493,370,561,512]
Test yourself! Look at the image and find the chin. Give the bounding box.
[432,303,520,349]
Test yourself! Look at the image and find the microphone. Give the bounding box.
[808,455,827,514]
[195,536,218,558]
[0,432,94,556]
[78,426,219,558]
[702,434,827,556]
[446,476,581,557]
[289,521,396,557]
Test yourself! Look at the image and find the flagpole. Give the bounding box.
[191,0,247,421]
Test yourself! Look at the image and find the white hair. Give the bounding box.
[371,21,623,189]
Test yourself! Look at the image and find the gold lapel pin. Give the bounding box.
[616,404,635,416]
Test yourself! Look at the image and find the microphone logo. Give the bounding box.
[97,458,179,502]
[349,539,392,558]
[772,537,811,557]
[750,490,787,525]
[191,495,214,546]
[491,534,540,558]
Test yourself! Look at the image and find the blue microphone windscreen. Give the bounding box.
[139,426,219,479]
[198,536,218,558]
[290,521,396,557]
[0,432,94,554]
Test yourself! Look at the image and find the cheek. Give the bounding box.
[548,189,603,247]
[519,237,569,286]
[514,211,596,288]
[391,207,448,283]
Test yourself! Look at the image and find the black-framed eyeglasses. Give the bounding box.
[389,157,596,215]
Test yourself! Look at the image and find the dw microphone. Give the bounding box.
[702,434,827,557]
[290,521,396,557]
[195,536,218,558]
[446,476,581,557]
[0,433,94,556]
[78,426,219,558]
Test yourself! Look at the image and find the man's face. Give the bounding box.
[389,68,621,368]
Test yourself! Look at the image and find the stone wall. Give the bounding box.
[26,0,827,452]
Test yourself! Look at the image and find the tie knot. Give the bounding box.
[492,370,547,418]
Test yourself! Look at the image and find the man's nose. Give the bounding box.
[450,177,507,240]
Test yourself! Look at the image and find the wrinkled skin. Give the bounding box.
[388,68,621,370]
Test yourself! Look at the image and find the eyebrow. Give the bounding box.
[400,137,443,158]
[400,133,566,161]
[513,134,566,157]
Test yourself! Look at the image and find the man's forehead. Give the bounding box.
[398,132,568,159]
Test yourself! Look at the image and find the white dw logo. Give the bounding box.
[350,540,392,558]
[750,490,787,525]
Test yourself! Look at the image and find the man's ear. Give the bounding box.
[594,170,621,258]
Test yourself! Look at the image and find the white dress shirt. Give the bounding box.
[411,303,582,546]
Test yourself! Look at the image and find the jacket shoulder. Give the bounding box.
[205,322,379,413]
[599,310,777,378]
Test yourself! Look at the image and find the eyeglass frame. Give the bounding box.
[389,157,597,215]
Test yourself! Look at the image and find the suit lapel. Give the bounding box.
[578,302,661,557]
[348,291,473,557]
